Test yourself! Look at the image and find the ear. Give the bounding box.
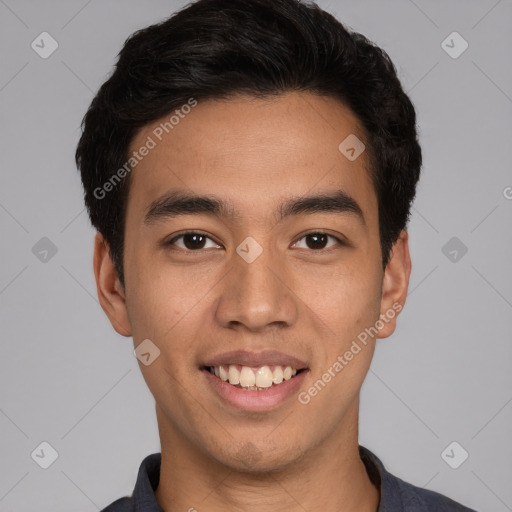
[93,232,132,337]
[377,229,411,339]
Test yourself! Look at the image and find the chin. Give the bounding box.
[215,439,307,474]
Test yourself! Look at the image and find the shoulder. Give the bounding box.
[359,446,477,512]
[99,453,163,512]
[100,496,133,512]
[390,473,478,512]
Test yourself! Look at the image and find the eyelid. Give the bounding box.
[165,230,347,251]
[166,230,222,249]
[292,230,346,250]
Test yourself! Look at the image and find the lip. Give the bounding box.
[203,367,308,412]
[203,350,308,369]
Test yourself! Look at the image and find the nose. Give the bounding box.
[214,243,298,332]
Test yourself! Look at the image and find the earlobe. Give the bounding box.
[377,230,411,339]
[93,232,132,337]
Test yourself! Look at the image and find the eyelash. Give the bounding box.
[165,230,345,252]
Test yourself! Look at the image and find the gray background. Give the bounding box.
[0,0,511,510]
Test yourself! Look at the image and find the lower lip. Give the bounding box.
[202,368,307,412]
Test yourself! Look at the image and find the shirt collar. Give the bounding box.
[359,445,403,511]
[131,452,164,511]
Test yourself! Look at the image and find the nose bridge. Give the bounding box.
[215,238,297,331]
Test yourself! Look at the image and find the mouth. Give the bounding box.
[204,364,304,390]
[201,351,309,412]
[201,350,309,411]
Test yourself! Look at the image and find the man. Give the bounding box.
[75,0,477,510]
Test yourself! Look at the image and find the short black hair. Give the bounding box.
[76,0,422,288]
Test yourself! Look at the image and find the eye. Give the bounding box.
[167,231,221,251]
[293,232,343,251]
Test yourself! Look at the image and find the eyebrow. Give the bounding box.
[143,189,365,226]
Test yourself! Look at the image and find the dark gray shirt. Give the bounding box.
[101,445,477,511]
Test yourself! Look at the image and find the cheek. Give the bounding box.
[293,260,382,345]
[124,246,214,340]
[296,277,381,432]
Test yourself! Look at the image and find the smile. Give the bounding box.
[206,364,300,390]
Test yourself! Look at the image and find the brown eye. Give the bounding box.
[293,232,341,250]
[306,233,328,249]
[168,232,221,251]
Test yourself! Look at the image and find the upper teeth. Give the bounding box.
[211,365,298,388]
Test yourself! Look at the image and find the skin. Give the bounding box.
[94,91,411,512]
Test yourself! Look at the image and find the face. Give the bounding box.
[95,91,410,472]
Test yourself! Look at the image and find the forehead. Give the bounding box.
[125,92,377,224]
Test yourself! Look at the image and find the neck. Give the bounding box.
[154,403,380,512]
